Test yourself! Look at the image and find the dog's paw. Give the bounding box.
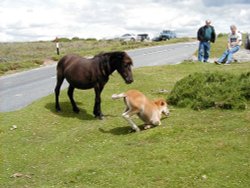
[144,125,151,130]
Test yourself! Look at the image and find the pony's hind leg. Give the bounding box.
[68,85,80,113]
[55,74,64,112]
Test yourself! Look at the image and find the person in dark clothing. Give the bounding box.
[197,20,216,62]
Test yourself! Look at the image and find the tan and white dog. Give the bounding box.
[112,89,169,132]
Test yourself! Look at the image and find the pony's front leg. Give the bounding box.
[122,112,140,132]
[54,73,65,112]
[94,85,104,119]
[121,108,140,132]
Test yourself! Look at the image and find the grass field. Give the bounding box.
[0,38,193,75]
[1,36,250,187]
[1,61,250,187]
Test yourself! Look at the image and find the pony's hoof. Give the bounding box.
[128,128,140,133]
[144,125,151,130]
[56,108,61,112]
[128,129,136,133]
[95,115,104,120]
[73,108,80,113]
[135,128,141,132]
[94,112,104,120]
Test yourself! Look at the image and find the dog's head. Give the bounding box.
[154,99,170,116]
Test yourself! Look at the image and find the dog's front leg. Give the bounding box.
[122,113,140,132]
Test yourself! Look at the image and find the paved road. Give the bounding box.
[0,42,197,112]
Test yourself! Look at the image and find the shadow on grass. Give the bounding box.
[99,124,147,135]
[45,102,95,121]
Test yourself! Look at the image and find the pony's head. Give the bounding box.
[110,51,134,84]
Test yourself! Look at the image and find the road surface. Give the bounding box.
[0,42,197,112]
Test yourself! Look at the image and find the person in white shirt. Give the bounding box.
[215,25,242,65]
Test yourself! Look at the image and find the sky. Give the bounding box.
[0,0,250,42]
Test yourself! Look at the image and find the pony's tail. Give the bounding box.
[57,55,66,70]
[111,93,126,100]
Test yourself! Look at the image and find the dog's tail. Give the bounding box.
[111,93,126,100]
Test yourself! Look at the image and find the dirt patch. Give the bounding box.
[42,59,57,66]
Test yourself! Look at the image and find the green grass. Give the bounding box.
[210,34,230,58]
[0,38,194,75]
[1,62,250,187]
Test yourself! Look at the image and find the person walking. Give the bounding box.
[214,25,242,65]
[54,37,60,55]
[197,20,216,62]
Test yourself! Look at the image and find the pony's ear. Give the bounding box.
[116,52,125,59]
[110,51,125,62]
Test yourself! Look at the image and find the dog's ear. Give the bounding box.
[161,101,165,106]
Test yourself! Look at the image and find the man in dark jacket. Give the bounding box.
[197,20,216,62]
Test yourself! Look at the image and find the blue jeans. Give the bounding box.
[198,41,211,62]
[217,46,240,64]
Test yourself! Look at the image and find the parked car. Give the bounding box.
[153,30,177,41]
[119,34,137,41]
[137,34,150,42]
[245,33,250,50]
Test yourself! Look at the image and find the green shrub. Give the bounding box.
[57,37,71,42]
[71,37,80,41]
[239,72,250,100]
[51,56,60,61]
[217,33,227,38]
[168,72,250,110]
[33,59,43,65]
[84,38,97,41]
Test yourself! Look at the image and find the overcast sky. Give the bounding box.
[0,0,250,42]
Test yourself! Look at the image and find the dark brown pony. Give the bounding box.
[55,51,133,119]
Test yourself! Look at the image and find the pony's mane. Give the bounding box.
[94,51,125,58]
[93,52,105,58]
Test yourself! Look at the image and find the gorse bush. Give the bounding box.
[168,72,250,110]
